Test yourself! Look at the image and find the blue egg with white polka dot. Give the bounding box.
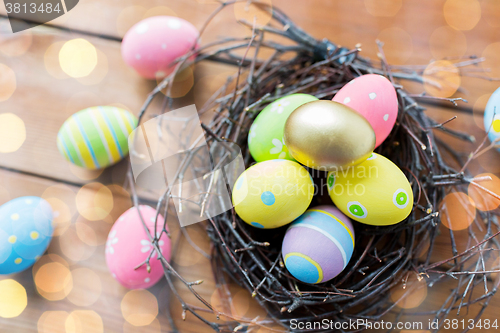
[0,196,54,275]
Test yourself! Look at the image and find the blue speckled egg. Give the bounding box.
[484,87,500,150]
[0,196,54,275]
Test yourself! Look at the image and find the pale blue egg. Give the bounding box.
[0,196,53,275]
[484,87,500,150]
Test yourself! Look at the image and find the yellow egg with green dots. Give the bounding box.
[327,153,413,226]
[232,159,315,229]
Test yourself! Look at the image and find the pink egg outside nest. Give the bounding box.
[333,74,398,148]
[121,16,199,79]
[105,205,171,289]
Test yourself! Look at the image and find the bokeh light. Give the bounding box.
[468,173,500,211]
[42,184,77,236]
[158,66,195,98]
[0,279,27,318]
[75,221,98,246]
[76,48,108,85]
[443,0,481,31]
[0,27,32,57]
[423,60,460,98]
[76,183,114,221]
[429,26,467,60]
[472,94,490,130]
[65,310,103,333]
[34,262,73,301]
[38,311,68,333]
[44,197,72,236]
[390,274,428,309]
[173,227,205,267]
[439,192,476,230]
[210,288,231,321]
[117,6,147,36]
[45,41,70,79]
[482,42,500,79]
[230,288,251,319]
[67,268,101,307]
[59,39,98,78]
[121,290,158,326]
[0,64,16,102]
[123,318,161,333]
[364,0,402,17]
[143,6,178,19]
[482,0,500,27]
[234,0,273,26]
[0,113,26,153]
[58,224,96,262]
[376,27,413,65]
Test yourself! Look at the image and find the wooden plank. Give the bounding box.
[0,168,234,333]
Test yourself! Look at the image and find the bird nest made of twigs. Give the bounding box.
[129,2,500,332]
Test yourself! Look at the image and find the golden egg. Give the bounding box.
[283,100,375,171]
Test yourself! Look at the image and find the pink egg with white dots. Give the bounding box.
[105,205,171,289]
[121,16,199,79]
[333,74,398,147]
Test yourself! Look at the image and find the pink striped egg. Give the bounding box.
[105,205,171,289]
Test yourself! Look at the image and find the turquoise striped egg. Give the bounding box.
[282,205,355,284]
[57,106,138,170]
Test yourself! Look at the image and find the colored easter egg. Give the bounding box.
[333,74,398,148]
[484,87,500,150]
[0,196,53,275]
[327,153,413,226]
[57,106,138,170]
[284,100,375,171]
[282,205,355,284]
[121,16,199,79]
[232,159,314,229]
[248,94,318,162]
[105,205,171,289]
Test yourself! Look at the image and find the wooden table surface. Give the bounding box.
[1,0,500,332]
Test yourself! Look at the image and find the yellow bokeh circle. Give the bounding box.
[364,0,402,17]
[76,183,114,221]
[423,60,461,98]
[0,64,16,102]
[0,113,26,153]
[443,0,481,31]
[59,39,98,78]
[0,279,27,318]
[121,290,158,326]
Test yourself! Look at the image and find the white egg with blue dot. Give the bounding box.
[232,159,314,229]
[484,87,500,151]
[0,196,54,275]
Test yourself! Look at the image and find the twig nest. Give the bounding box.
[284,100,375,170]
[232,160,314,229]
[327,153,413,226]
